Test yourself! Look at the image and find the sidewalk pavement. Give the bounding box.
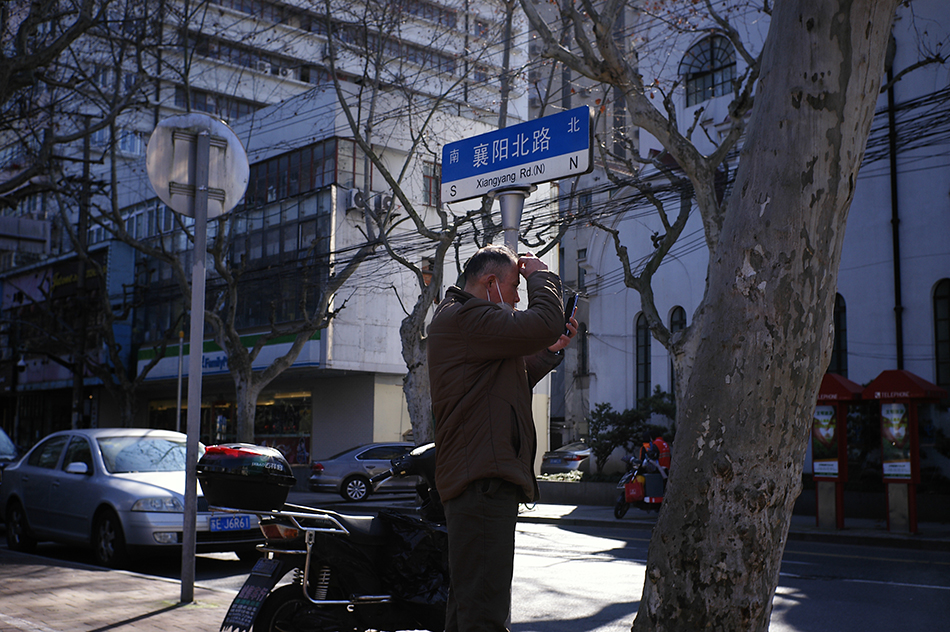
[1,503,948,632]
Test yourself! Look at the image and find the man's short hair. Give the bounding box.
[462,245,518,284]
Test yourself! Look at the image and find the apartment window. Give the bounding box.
[423,161,441,207]
[246,138,349,207]
[93,66,115,90]
[282,224,298,253]
[576,248,587,291]
[472,17,489,38]
[579,190,592,214]
[117,129,146,156]
[935,279,950,391]
[578,322,589,376]
[174,86,261,121]
[669,306,686,392]
[636,313,651,404]
[828,294,848,377]
[91,127,110,149]
[679,35,736,107]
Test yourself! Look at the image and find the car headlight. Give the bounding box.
[131,497,184,512]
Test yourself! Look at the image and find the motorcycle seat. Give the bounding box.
[328,512,388,545]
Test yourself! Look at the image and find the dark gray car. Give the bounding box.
[540,441,591,474]
[308,442,419,501]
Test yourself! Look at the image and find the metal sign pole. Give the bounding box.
[490,185,535,252]
[145,112,248,604]
[181,129,210,603]
[176,330,184,433]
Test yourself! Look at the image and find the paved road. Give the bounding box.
[9,515,948,632]
[512,522,950,631]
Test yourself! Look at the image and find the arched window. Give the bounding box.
[636,313,651,404]
[669,306,686,393]
[935,280,950,391]
[679,35,736,107]
[828,294,848,377]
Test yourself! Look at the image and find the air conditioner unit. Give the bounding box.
[345,188,364,210]
[373,194,393,212]
[280,67,292,78]
[255,60,272,74]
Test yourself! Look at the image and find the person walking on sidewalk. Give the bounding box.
[427,245,576,632]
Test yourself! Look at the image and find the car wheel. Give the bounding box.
[340,475,370,502]
[93,509,129,568]
[6,500,37,553]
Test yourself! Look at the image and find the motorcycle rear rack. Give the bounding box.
[212,505,394,608]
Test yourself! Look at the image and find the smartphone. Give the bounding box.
[564,293,578,334]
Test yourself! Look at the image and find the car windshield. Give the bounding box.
[0,428,16,459]
[98,436,190,473]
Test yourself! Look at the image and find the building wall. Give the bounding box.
[309,372,411,458]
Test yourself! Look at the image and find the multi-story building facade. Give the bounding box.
[2,0,560,459]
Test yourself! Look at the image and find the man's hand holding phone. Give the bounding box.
[564,293,578,335]
[549,293,578,354]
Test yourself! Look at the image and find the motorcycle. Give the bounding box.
[614,454,666,519]
[217,443,447,632]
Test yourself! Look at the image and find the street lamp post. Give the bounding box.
[13,355,25,447]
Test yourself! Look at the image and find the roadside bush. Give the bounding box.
[586,388,676,474]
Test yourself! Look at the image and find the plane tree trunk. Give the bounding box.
[633,2,900,630]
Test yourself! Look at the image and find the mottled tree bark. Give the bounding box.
[633,2,900,630]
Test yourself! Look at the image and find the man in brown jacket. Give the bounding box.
[428,245,576,632]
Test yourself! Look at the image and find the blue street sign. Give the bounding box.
[441,106,593,203]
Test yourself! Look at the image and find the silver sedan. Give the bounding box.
[1,428,261,567]
[308,442,420,501]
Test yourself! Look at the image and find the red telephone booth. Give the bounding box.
[813,373,861,529]
[861,370,947,533]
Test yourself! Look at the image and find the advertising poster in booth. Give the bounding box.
[880,403,911,479]
[811,405,839,477]
[258,436,311,464]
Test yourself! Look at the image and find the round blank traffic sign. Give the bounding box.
[146,113,249,218]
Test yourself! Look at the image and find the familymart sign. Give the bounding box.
[137,332,321,380]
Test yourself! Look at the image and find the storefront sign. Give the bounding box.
[138,333,321,380]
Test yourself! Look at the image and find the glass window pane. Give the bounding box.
[283,224,298,252]
[282,200,299,222]
[299,220,317,250]
[248,209,263,231]
[249,232,262,259]
[265,227,280,257]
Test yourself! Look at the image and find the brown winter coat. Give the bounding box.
[427,269,565,503]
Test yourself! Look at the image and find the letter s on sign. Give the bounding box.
[450,185,457,197]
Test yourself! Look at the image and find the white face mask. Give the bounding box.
[490,281,514,313]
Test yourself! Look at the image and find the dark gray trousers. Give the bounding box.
[443,478,520,632]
